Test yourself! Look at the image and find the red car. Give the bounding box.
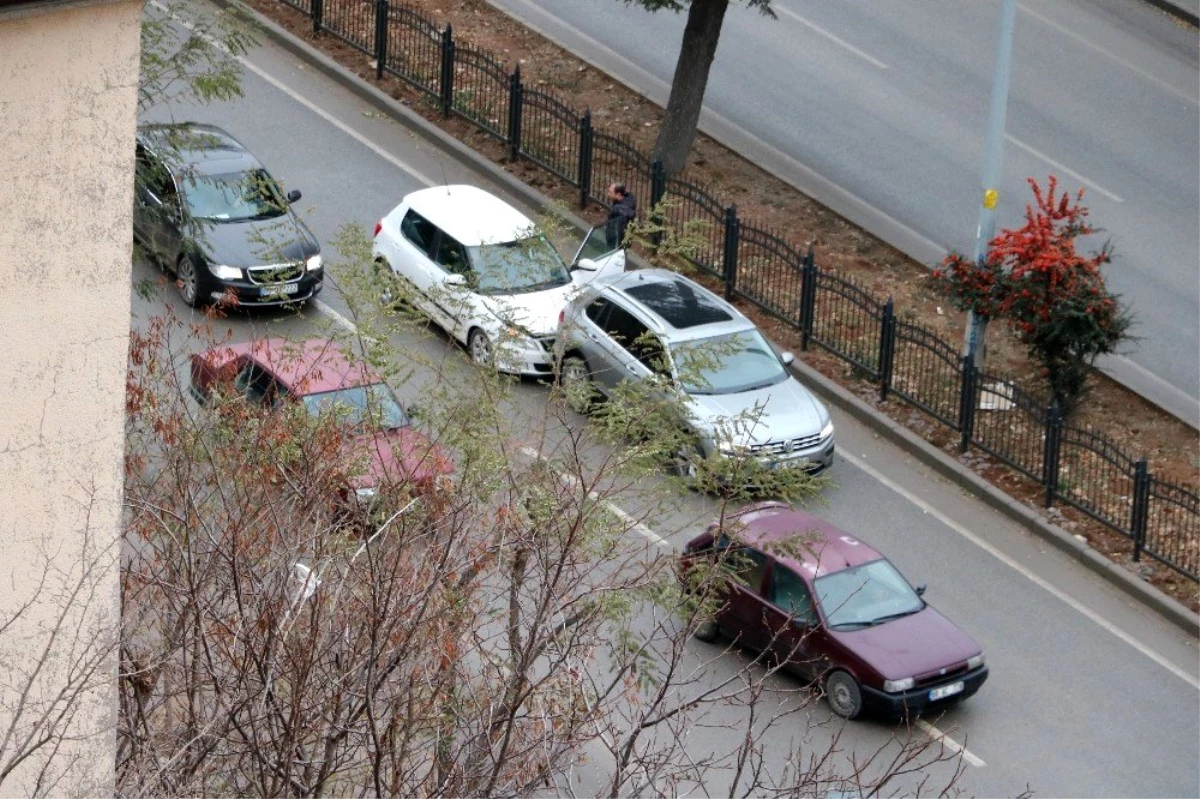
[680,502,987,720]
[190,338,452,509]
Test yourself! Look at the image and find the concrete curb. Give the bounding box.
[226,0,1199,638]
[1143,0,1199,27]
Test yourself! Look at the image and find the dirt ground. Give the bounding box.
[243,0,1199,611]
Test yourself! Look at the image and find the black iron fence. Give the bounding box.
[287,0,1199,583]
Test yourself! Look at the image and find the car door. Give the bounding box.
[569,226,626,286]
[389,209,446,323]
[584,297,664,393]
[714,543,774,653]
[761,563,827,681]
[134,146,183,263]
[428,229,475,337]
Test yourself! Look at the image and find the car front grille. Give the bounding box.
[749,432,825,457]
[913,663,970,689]
[246,263,303,285]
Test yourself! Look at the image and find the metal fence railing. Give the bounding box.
[284,0,1199,583]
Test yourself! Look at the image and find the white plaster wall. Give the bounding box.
[0,1,140,793]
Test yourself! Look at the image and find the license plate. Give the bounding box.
[929,681,964,701]
[261,283,299,297]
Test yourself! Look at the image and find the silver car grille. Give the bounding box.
[246,263,303,285]
[749,432,825,457]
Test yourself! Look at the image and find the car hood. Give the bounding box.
[686,377,827,445]
[189,213,319,268]
[828,606,982,682]
[345,427,453,490]
[479,283,577,337]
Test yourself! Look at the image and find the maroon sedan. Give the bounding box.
[680,501,987,720]
[190,338,452,509]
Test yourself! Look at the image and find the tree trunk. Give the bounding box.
[653,0,730,177]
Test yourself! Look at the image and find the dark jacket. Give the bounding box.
[605,193,637,249]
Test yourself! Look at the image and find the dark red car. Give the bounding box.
[680,501,987,720]
[190,338,452,509]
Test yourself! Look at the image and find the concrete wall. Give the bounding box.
[0,0,140,793]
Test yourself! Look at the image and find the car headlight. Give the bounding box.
[207,263,242,280]
[967,653,985,670]
[820,419,835,440]
[883,677,914,693]
[306,254,323,272]
[502,327,542,352]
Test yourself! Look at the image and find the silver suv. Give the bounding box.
[556,269,834,474]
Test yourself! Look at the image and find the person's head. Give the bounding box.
[607,182,627,202]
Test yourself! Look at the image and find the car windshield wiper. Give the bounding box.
[867,608,922,626]
[828,620,872,631]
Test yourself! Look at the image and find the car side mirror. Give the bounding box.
[914,583,926,596]
[573,257,599,272]
[444,273,467,288]
[780,351,795,366]
[286,189,302,203]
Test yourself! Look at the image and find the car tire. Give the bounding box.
[692,618,719,643]
[824,670,863,720]
[559,355,594,414]
[468,328,492,368]
[176,256,205,308]
[374,258,399,308]
[668,439,702,480]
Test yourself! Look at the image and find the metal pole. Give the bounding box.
[964,0,1017,367]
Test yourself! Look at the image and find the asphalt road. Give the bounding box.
[485,0,1200,426]
[134,12,1200,795]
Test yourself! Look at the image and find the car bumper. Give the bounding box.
[208,272,323,307]
[493,343,556,377]
[860,665,989,718]
[708,437,836,477]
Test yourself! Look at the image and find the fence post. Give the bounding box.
[957,356,977,453]
[1131,458,1151,562]
[312,0,323,34]
[439,25,455,119]
[506,66,523,162]
[649,159,666,249]
[722,205,739,301]
[877,297,896,402]
[374,0,388,80]
[798,245,817,352]
[577,110,593,209]
[1042,402,1063,508]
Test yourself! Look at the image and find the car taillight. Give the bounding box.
[558,308,565,325]
[373,219,383,238]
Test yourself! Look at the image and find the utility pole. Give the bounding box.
[965,0,1017,367]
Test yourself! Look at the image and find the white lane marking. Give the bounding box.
[150,0,436,188]
[1005,134,1124,203]
[1018,3,1198,107]
[774,4,889,71]
[518,447,671,551]
[839,450,1200,691]
[917,719,986,768]
[312,298,357,332]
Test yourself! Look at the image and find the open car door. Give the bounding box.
[570,226,626,285]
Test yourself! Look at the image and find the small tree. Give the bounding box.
[932,176,1133,415]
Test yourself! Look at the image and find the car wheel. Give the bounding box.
[824,670,863,720]
[692,618,719,643]
[468,329,492,368]
[668,439,702,479]
[176,256,204,308]
[559,356,594,414]
[374,259,398,308]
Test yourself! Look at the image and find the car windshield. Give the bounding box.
[180,168,288,222]
[300,383,409,430]
[466,236,570,295]
[814,559,924,630]
[670,330,788,395]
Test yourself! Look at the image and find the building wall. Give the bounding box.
[0,0,140,793]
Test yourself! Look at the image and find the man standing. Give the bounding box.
[605,182,637,250]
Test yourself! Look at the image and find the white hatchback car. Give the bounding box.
[372,185,626,376]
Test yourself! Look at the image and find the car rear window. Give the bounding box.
[624,279,732,329]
